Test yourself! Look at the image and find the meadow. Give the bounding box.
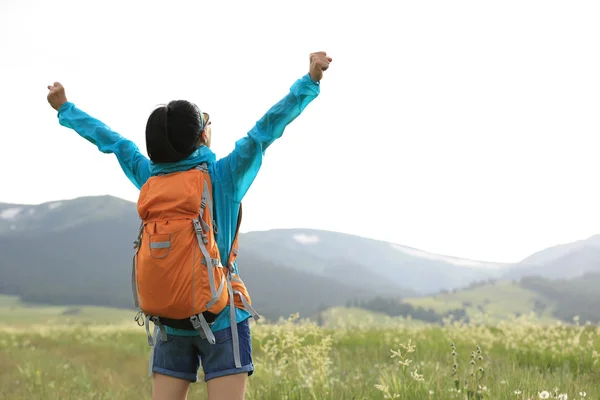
[0,295,598,399]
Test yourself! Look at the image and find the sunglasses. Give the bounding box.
[202,112,211,130]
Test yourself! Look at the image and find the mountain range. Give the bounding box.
[1,195,599,321]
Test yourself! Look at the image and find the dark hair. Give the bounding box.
[145,100,204,163]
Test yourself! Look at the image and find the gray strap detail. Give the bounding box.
[133,220,144,250]
[149,241,170,249]
[203,179,214,225]
[146,319,167,378]
[196,197,209,245]
[230,275,260,320]
[193,218,217,300]
[202,257,222,267]
[132,221,143,309]
[199,218,210,234]
[194,163,208,172]
[226,274,242,368]
[131,254,140,309]
[148,324,158,377]
[233,290,261,321]
[151,317,168,342]
[145,315,167,347]
[206,274,226,310]
[192,182,219,304]
[145,315,154,346]
[190,314,216,344]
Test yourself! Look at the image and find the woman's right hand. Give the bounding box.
[47,82,68,111]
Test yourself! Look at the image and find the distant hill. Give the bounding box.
[240,229,509,294]
[502,234,600,280]
[3,195,600,323]
[0,196,135,235]
[397,273,600,325]
[520,234,600,265]
[403,280,557,323]
[519,272,600,324]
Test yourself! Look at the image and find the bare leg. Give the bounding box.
[206,372,248,400]
[152,372,191,400]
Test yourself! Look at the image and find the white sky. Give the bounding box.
[1,0,599,263]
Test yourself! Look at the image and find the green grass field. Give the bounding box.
[0,295,134,327]
[1,296,598,399]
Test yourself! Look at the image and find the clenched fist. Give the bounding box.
[47,82,68,111]
[309,51,332,82]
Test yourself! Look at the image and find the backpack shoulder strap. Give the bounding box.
[227,203,242,269]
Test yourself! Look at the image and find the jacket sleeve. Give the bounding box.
[57,102,151,190]
[213,73,321,202]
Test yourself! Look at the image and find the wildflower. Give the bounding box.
[558,394,568,400]
[515,389,522,395]
[539,391,550,399]
[375,384,389,392]
[579,392,586,398]
[410,368,424,382]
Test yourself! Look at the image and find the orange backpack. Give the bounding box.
[130,163,259,370]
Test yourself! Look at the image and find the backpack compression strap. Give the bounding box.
[226,203,260,369]
[228,204,259,320]
[226,203,243,368]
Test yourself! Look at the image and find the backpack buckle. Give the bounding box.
[190,315,201,330]
[192,220,202,233]
[134,311,144,326]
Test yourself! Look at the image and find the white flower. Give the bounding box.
[539,391,550,399]
[579,392,586,398]
[558,394,568,400]
[374,384,388,392]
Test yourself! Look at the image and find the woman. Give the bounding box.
[46,51,332,400]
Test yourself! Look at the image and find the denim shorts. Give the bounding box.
[152,319,253,382]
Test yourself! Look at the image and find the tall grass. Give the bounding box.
[1,313,598,399]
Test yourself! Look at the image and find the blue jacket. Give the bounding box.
[56,73,321,335]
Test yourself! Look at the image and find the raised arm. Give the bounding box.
[47,82,151,189]
[213,52,332,202]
